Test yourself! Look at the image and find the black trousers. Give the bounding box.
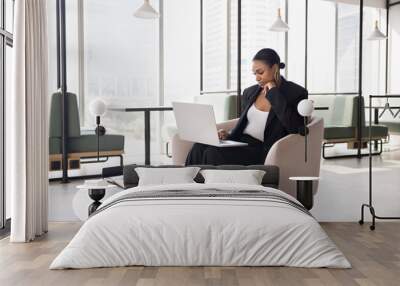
[185,134,266,166]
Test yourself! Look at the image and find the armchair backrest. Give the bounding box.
[265,116,324,198]
[49,92,81,138]
[194,94,237,121]
[310,95,354,127]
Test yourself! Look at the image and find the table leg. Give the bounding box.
[296,180,314,210]
[144,110,151,165]
[88,189,105,216]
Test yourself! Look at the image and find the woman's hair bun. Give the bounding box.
[279,62,286,69]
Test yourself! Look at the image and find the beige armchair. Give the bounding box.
[171,116,324,198]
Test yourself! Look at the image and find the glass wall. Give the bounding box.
[1,0,14,229]
[202,0,285,93]
[0,22,3,230]
[203,0,229,91]
[240,0,285,89]
[5,0,13,32]
[83,0,160,166]
[163,0,200,125]
[389,4,400,94]
[307,0,336,93]
[336,3,359,93]
[306,1,386,95]
[287,0,306,86]
[45,0,395,175]
[47,0,163,172]
[381,3,400,124]
[201,0,387,97]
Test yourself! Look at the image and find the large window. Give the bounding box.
[47,0,162,173]
[389,4,400,94]
[309,1,386,96]
[239,0,285,89]
[201,0,387,98]
[202,0,285,93]
[307,0,336,93]
[287,0,306,86]
[84,0,160,166]
[1,0,14,230]
[163,0,200,125]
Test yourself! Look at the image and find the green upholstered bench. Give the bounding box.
[49,92,125,171]
[311,95,388,159]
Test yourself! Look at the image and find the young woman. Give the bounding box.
[185,48,308,166]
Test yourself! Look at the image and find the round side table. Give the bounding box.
[289,177,320,210]
[77,183,116,216]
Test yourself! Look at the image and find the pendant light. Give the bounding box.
[269,8,289,32]
[134,0,159,19]
[368,20,386,41]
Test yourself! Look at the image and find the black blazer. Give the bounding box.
[228,77,308,155]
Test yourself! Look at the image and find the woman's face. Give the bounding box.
[252,60,275,87]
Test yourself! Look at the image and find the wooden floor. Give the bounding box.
[1,222,400,286]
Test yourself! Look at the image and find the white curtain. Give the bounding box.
[10,0,49,242]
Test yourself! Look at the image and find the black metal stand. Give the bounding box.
[296,180,314,211]
[58,0,69,183]
[322,139,384,159]
[96,115,100,161]
[304,117,308,162]
[88,188,105,216]
[359,94,400,231]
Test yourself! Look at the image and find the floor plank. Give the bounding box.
[1,222,400,286]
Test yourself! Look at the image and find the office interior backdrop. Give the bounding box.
[2,0,400,227]
[48,0,399,177]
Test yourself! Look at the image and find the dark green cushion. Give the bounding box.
[226,95,238,119]
[49,92,81,138]
[49,137,62,154]
[324,126,355,140]
[49,135,124,154]
[324,125,388,141]
[361,125,388,138]
[68,135,124,153]
[377,122,400,134]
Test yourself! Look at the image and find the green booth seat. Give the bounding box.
[324,126,355,141]
[377,121,400,134]
[361,125,389,139]
[311,95,389,158]
[49,92,125,171]
[324,125,389,141]
[49,135,125,154]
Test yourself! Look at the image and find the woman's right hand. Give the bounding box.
[218,129,228,140]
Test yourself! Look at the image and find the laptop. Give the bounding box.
[172,102,248,147]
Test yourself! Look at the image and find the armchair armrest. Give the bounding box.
[265,117,323,198]
[171,118,239,165]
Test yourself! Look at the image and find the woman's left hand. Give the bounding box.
[262,81,276,96]
[265,81,276,90]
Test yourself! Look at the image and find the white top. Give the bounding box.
[77,179,116,190]
[77,184,116,190]
[243,104,269,142]
[289,177,320,181]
